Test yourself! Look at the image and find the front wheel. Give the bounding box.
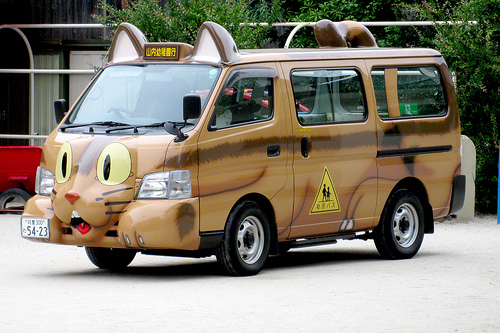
[216,201,271,276]
[373,189,425,259]
[85,247,136,270]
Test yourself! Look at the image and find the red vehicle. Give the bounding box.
[0,146,42,212]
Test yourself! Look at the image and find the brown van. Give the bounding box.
[21,20,465,275]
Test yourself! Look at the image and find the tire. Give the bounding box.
[0,188,31,211]
[85,247,136,270]
[374,189,425,259]
[216,201,271,276]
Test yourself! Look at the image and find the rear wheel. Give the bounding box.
[374,189,425,259]
[216,201,271,276]
[85,247,136,270]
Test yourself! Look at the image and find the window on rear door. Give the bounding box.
[371,65,447,119]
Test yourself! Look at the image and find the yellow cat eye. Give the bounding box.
[55,142,73,183]
[96,143,132,185]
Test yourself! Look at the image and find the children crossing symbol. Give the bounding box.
[309,167,341,215]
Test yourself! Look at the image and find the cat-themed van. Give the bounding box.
[21,20,465,275]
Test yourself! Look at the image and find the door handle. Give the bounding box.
[301,137,309,158]
[267,144,280,157]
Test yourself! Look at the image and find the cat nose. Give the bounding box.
[65,192,80,205]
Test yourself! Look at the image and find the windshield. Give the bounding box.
[68,64,221,126]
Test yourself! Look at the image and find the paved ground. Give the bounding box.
[1,214,499,332]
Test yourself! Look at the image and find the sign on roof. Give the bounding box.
[144,43,180,60]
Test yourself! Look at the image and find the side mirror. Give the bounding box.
[174,95,202,142]
[54,99,68,124]
[183,94,201,121]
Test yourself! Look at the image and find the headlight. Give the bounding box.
[136,170,191,199]
[35,166,54,196]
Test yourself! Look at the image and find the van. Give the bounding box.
[21,20,465,276]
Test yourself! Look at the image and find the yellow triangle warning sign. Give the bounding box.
[309,167,341,215]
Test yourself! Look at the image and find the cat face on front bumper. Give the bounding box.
[51,138,135,240]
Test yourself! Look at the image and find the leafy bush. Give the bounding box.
[94,0,282,48]
[281,0,392,47]
[95,0,500,213]
[413,0,500,213]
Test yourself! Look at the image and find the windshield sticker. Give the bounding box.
[209,69,218,78]
[310,167,341,215]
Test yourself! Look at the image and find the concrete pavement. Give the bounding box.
[1,214,499,332]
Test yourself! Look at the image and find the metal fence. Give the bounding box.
[0,21,474,145]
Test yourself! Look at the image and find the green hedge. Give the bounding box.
[414,0,500,213]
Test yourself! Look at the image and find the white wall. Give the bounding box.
[455,135,476,220]
[33,54,59,147]
[69,51,107,105]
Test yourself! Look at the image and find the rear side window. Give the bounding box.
[371,65,447,119]
[210,68,276,129]
[291,68,366,125]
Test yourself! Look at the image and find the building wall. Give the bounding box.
[0,0,123,145]
[33,54,60,147]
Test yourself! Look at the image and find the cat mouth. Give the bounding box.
[70,216,91,235]
[75,222,91,235]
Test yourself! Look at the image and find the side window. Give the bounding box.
[371,65,447,119]
[211,72,274,129]
[291,68,366,125]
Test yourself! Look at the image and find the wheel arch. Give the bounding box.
[386,177,434,234]
[231,193,279,255]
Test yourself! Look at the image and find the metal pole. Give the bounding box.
[0,69,96,74]
[498,147,500,223]
[0,134,49,140]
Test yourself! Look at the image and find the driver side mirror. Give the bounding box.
[54,99,68,124]
[183,94,201,121]
[174,95,202,143]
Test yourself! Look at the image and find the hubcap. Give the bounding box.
[237,216,264,264]
[392,203,418,248]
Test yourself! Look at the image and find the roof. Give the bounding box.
[236,47,442,64]
[107,20,443,67]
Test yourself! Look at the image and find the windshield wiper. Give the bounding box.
[105,121,169,133]
[61,121,195,135]
[60,121,131,132]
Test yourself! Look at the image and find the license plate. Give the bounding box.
[21,217,50,239]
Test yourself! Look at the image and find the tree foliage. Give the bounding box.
[281,0,393,47]
[94,0,499,213]
[285,0,500,214]
[412,0,500,213]
[94,0,282,48]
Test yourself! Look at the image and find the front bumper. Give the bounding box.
[21,195,201,251]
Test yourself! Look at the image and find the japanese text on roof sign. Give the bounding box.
[144,44,179,60]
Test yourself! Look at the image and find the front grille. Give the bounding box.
[105,222,119,237]
[61,224,72,235]
[105,230,118,237]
